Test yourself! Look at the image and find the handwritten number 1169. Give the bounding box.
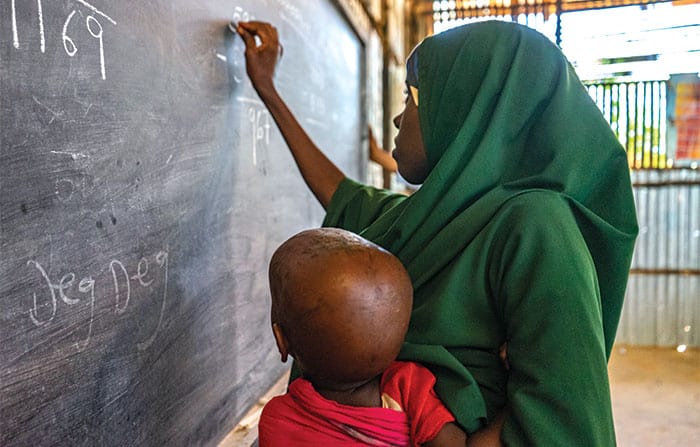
[10,0,116,80]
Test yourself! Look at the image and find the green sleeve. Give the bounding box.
[491,193,616,446]
[322,178,407,233]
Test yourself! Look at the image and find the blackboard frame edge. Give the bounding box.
[333,0,374,45]
[216,370,290,447]
[333,0,374,186]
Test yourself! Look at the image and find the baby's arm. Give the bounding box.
[423,412,504,447]
[390,361,503,447]
[422,422,466,447]
[465,412,505,447]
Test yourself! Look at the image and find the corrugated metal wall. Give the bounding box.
[618,169,700,347]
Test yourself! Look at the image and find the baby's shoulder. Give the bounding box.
[381,361,437,399]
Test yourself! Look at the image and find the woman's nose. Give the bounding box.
[393,112,402,129]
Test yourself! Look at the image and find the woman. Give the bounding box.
[236,20,638,445]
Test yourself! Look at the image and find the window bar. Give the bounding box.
[635,82,642,168]
[652,81,660,168]
[642,81,650,168]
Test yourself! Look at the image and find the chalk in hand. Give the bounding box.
[228,21,238,33]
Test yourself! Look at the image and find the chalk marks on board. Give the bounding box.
[50,150,89,161]
[276,0,311,42]
[26,249,170,352]
[247,105,271,167]
[8,0,116,80]
[231,5,255,35]
[85,14,106,79]
[227,5,280,169]
[229,5,256,84]
[236,97,271,167]
[54,174,92,203]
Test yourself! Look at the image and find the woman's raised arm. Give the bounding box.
[235,21,345,209]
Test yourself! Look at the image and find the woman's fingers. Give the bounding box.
[248,21,278,47]
[234,21,282,92]
[237,21,278,51]
[236,25,256,50]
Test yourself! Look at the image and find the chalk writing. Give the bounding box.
[85,15,105,79]
[37,0,45,52]
[302,91,327,116]
[10,0,18,48]
[276,0,311,39]
[61,11,79,56]
[26,249,169,352]
[248,106,271,166]
[74,0,117,25]
[234,97,272,166]
[54,174,93,203]
[9,0,117,80]
[229,5,255,84]
[137,251,169,351]
[27,260,96,351]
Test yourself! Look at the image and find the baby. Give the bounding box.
[259,227,468,446]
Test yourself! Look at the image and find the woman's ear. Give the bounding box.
[272,323,290,363]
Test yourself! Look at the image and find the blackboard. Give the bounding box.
[0,0,364,445]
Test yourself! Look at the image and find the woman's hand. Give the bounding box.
[368,126,398,172]
[235,21,282,95]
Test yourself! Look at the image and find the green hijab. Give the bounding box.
[336,20,637,354]
[324,21,637,438]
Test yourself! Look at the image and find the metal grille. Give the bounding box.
[585,81,668,169]
[427,0,677,44]
[429,0,676,21]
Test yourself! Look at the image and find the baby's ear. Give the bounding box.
[272,323,290,363]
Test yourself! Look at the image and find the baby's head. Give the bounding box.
[268,228,413,389]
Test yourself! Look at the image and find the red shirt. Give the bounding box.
[259,361,455,446]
